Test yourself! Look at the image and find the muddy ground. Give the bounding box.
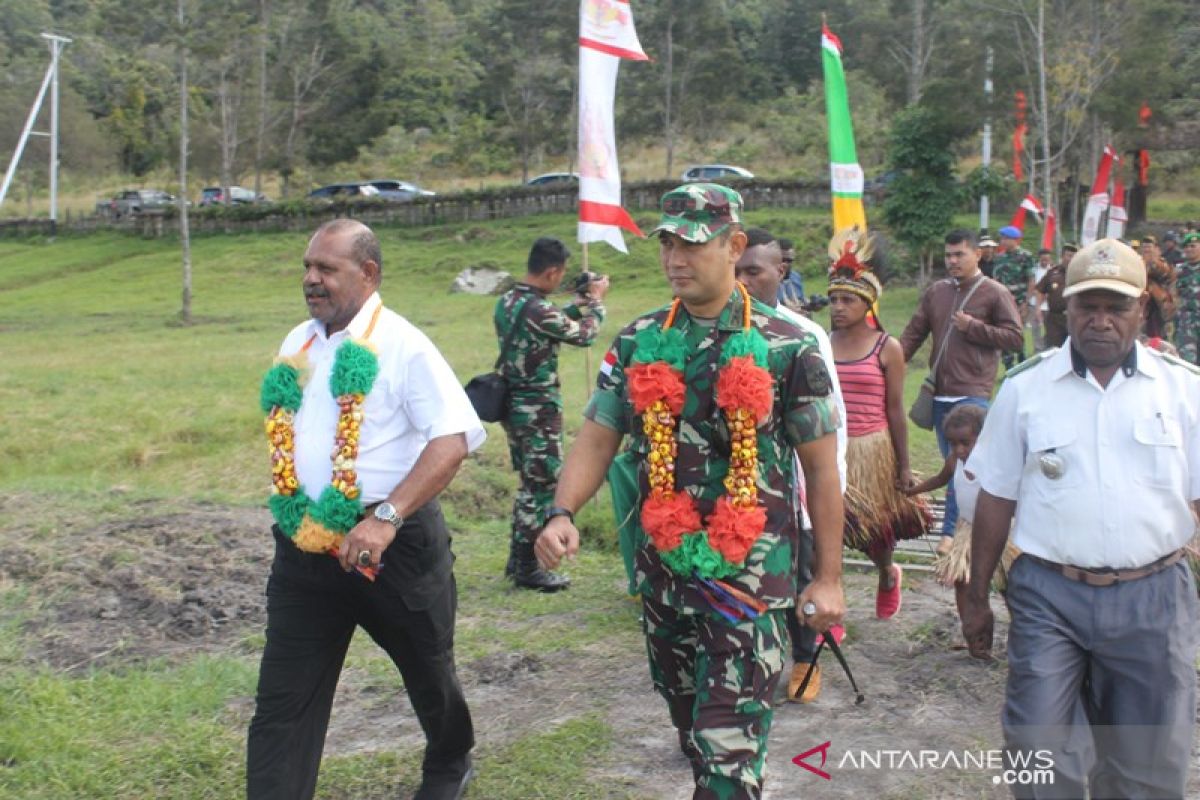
[2,495,1196,799]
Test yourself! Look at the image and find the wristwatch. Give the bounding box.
[544,506,575,524]
[373,502,404,531]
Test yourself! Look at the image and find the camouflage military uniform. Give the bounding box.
[495,284,604,548]
[1173,258,1200,364]
[587,287,838,799]
[993,246,1035,368]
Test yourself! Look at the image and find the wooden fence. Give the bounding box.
[0,178,845,240]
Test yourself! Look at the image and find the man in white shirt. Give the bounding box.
[964,238,1200,799]
[736,227,848,703]
[247,219,484,800]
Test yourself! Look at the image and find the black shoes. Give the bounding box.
[508,540,570,592]
[412,758,474,800]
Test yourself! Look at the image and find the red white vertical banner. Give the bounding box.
[1106,180,1127,240]
[578,0,647,253]
[1080,145,1117,246]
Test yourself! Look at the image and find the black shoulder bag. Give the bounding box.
[464,297,532,423]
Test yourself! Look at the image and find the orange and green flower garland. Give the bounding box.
[260,335,379,572]
[628,283,775,587]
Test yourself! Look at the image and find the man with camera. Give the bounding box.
[494,237,609,591]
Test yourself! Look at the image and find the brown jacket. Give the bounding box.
[900,272,1023,398]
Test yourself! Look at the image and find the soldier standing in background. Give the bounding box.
[1174,232,1200,364]
[495,237,608,591]
[992,226,1036,369]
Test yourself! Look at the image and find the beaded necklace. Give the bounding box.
[627,284,775,617]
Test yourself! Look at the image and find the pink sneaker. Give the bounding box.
[876,564,903,619]
[820,624,846,646]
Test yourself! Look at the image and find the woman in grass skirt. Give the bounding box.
[826,229,931,619]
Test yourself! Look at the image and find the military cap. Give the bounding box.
[1061,242,1079,253]
[1182,232,1200,246]
[1140,233,1157,245]
[1163,230,1178,242]
[1063,238,1146,299]
[999,225,1022,240]
[978,236,998,248]
[653,183,743,243]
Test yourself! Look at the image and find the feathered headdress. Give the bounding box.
[827,226,883,327]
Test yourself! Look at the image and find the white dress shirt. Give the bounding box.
[774,304,848,529]
[279,292,486,504]
[967,341,1200,568]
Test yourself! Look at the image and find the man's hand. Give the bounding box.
[960,590,995,660]
[796,577,845,634]
[587,275,610,302]
[338,517,397,571]
[535,515,580,570]
[951,310,973,332]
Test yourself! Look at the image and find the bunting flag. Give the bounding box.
[1080,145,1117,246]
[1009,193,1043,230]
[1041,208,1056,252]
[1013,91,1028,180]
[1106,180,1128,240]
[1137,149,1151,186]
[822,22,866,233]
[577,0,647,253]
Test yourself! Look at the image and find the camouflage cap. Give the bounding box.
[1182,232,1200,246]
[653,183,743,243]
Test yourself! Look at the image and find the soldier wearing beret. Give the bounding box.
[964,238,1200,798]
[536,184,845,799]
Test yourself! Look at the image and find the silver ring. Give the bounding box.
[802,602,817,616]
[357,550,372,567]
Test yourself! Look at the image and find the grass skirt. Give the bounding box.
[843,430,932,552]
[933,520,1021,590]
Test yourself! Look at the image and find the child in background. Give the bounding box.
[905,404,1017,628]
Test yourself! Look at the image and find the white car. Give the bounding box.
[681,164,754,182]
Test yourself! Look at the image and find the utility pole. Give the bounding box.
[0,33,72,232]
[979,46,993,234]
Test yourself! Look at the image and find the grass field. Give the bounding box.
[0,211,1005,798]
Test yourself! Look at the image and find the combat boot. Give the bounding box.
[512,540,570,592]
[504,538,517,579]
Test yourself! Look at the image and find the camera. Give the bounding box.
[573,270,599,294]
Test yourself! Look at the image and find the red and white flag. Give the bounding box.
[1009,193,1043,230]
[1080,145,1117,246]
[1106,180,1128,240]
[577,0,647,253]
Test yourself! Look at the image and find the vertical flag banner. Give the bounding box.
[1009,193,1043,231]
[1106,180,1127,240]
[578,0,647,253]
[1041,208,1056,252]
[1080,145,1117,246]
[822,23,866,233]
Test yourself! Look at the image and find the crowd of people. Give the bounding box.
[246,185,1199,800]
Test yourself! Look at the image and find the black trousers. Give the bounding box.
[246,501,473,800]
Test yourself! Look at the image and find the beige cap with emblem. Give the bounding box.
[1062,237,1146,299]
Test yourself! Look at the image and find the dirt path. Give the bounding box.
[2,497,1196,799]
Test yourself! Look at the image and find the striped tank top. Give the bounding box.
[835,333,889,437]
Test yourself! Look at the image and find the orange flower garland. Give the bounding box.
[628,283,775,581]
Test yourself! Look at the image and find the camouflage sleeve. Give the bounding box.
[527,298,604,346]
[782,343,839,447]
[583,332,631,433]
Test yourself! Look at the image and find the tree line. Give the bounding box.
[0,0,1196,198]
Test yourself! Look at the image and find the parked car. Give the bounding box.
[307,183,381,200]
[527,172,579,187]
[100,189,179,217]
[199,185,266,206]
[366,179,436,200]
[680,164,754,182]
